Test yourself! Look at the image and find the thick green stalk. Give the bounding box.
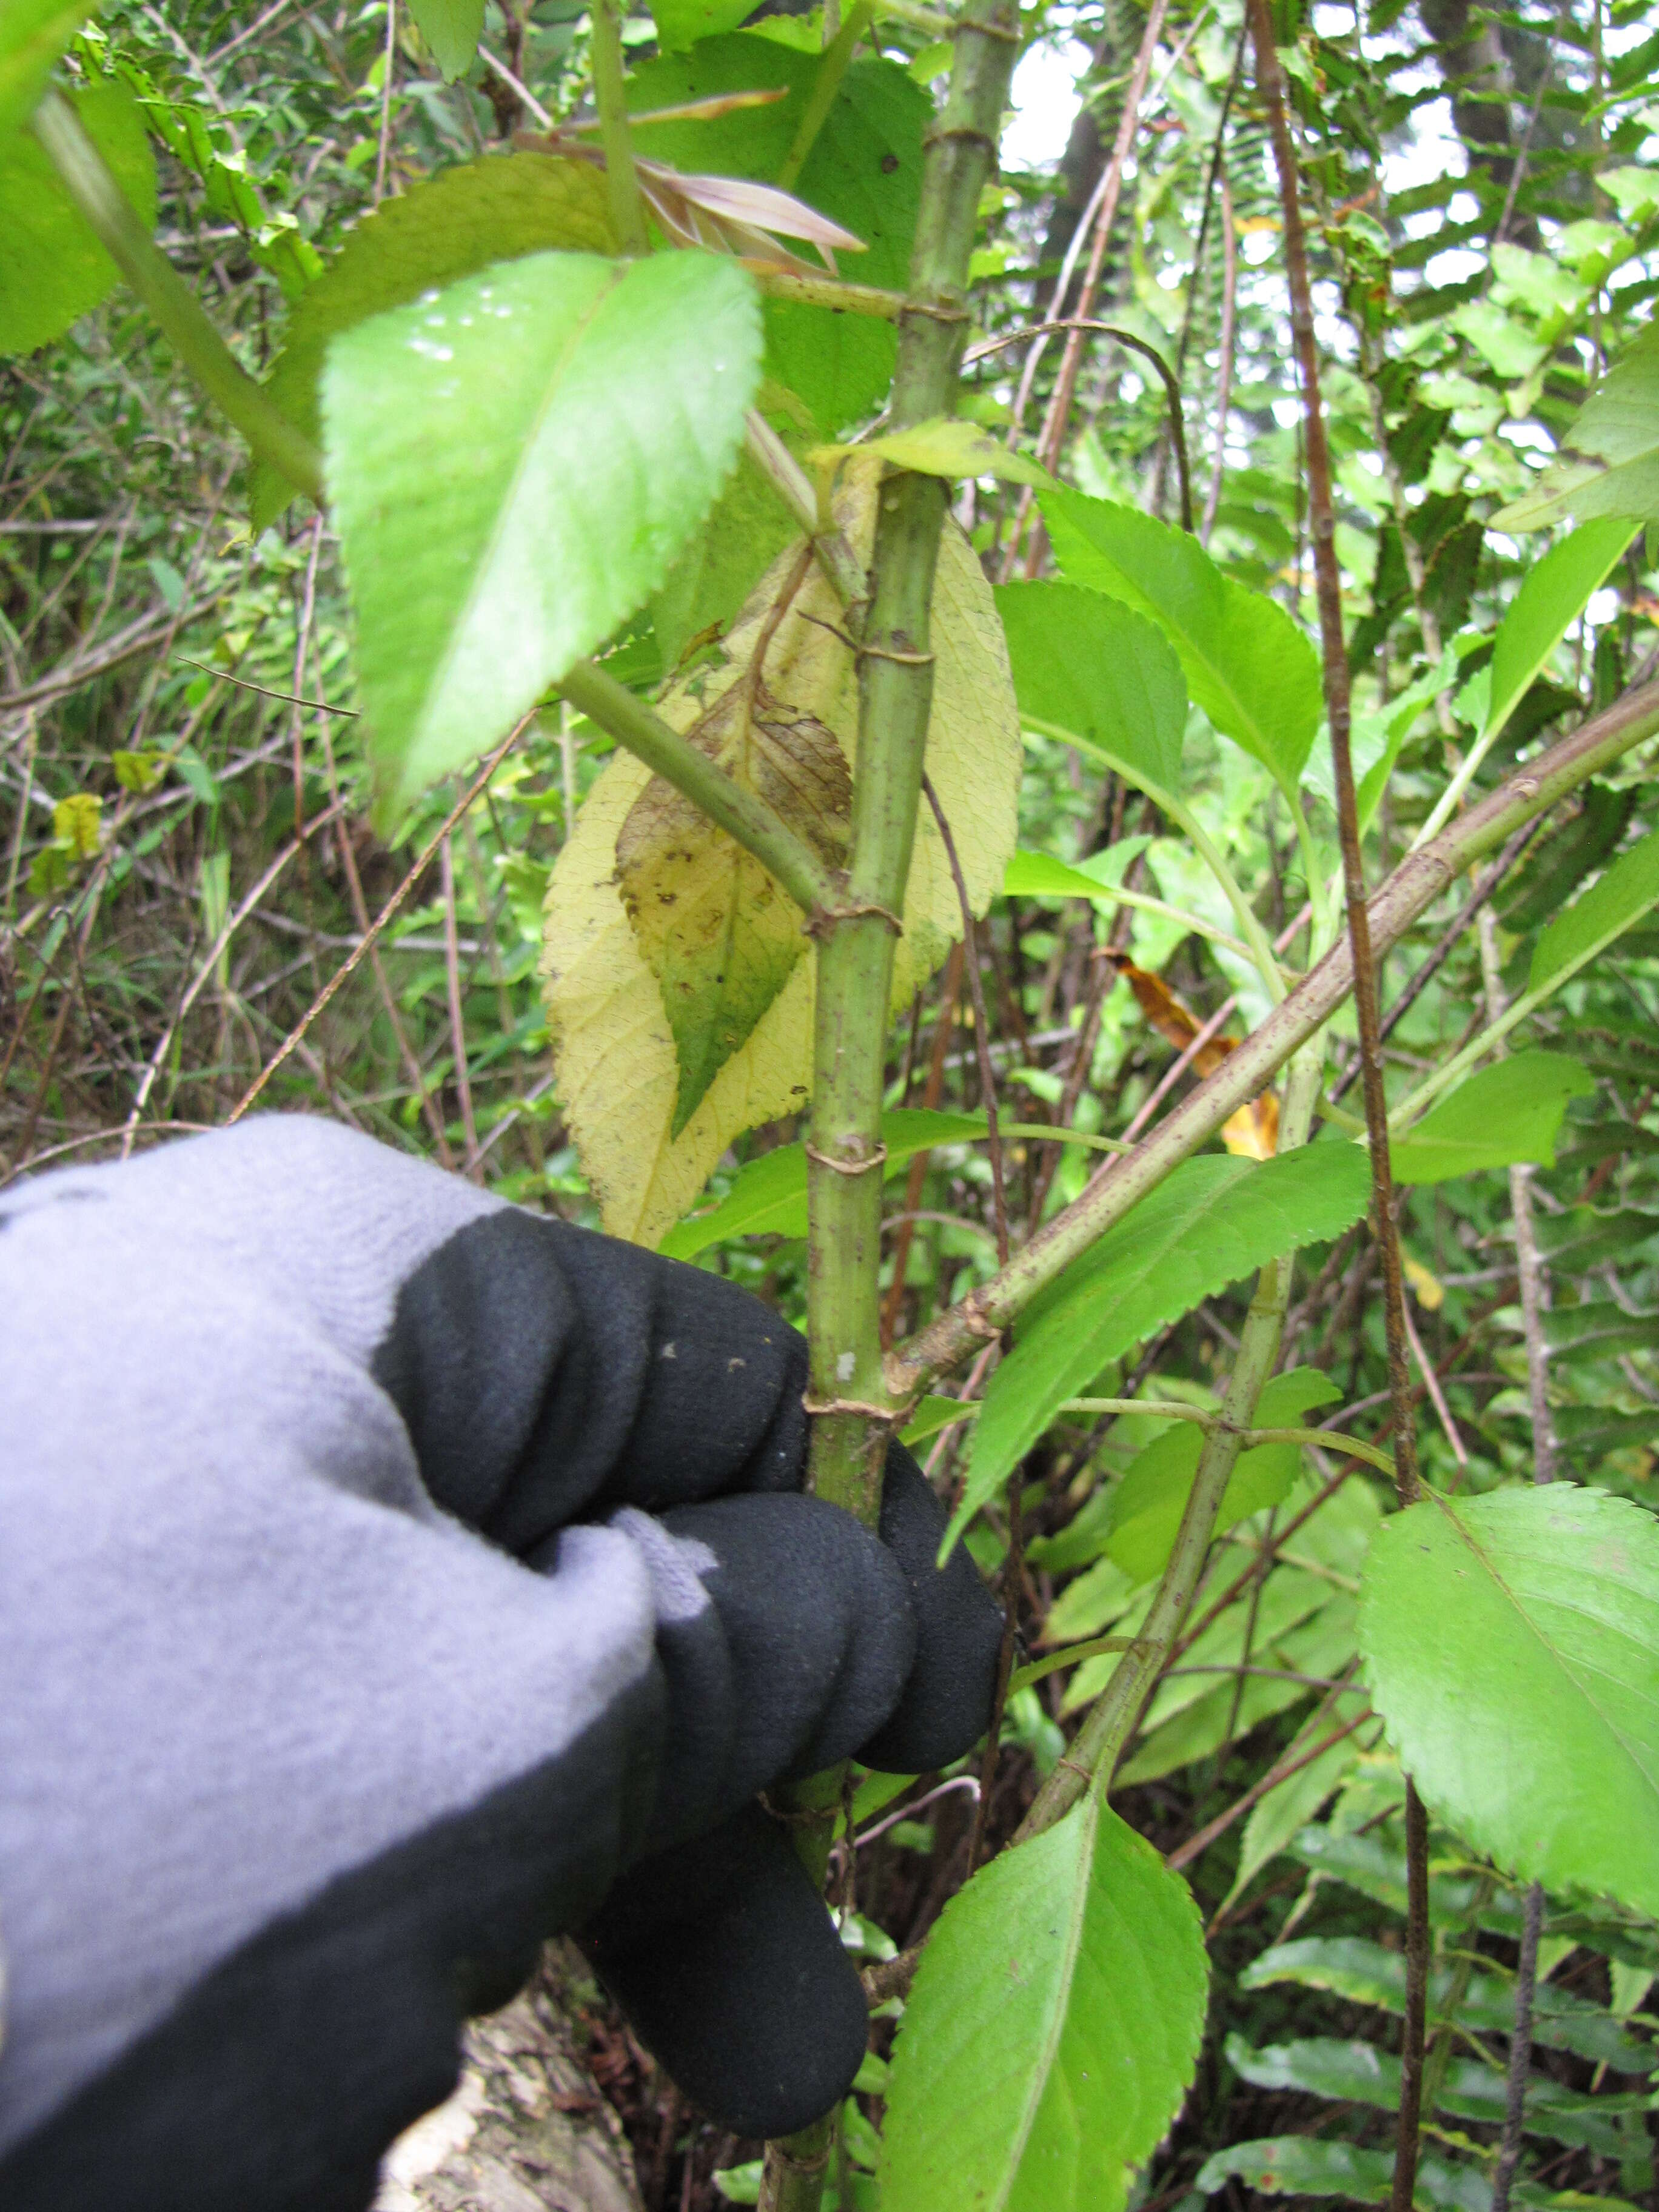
[804,0,1019,1516]
[890,677,1659,1399]
[32,90,324,504]
[557,659,836,917]
[1016,1042,1326,1838]
[589,0,647,255]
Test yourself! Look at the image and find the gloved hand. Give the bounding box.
[0,1116,1000,2212]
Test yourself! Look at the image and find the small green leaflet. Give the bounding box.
[406,0,483,79]
[1226,1697,1370,1903]
[996,582,1187,800]
[1040,488,1322,797]
[1002,839,1152,903]
[839,417,1056,489]
[0,80,156,358]
[948,1145,1372,1556]
[0,0,88,142]
[1531,826,1659,994]
[1103,1368,1341,1586]
[1389,1052,1593,1184]
[249,152,615,526]
[324,249,761,823]
[1197,2137,1496,2212]
[1359,1485,1659,1919]
[1484,518,1638,741]
[879,1798,1208,2212]
[1495,317,1659,531]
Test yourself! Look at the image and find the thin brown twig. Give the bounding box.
[1168,1692,1373,1872]
[923,774,1007,1265]
[229,719,530,1122]
[1201,164,1238,548]
[1249,24,1429,2196]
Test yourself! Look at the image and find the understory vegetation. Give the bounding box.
[3,0,1658,2208]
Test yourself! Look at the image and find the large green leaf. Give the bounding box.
[1495,317,1659,531]
[324,249,761,822]
[1103,1367,1341,1586]
[1531,826,1659,994]
[950,1145,1372,1551]
[1484,518,1640,741]
[406,0,483,78]
[1389,1052,1594,1184]
[1041,488,1323,796]
[994,582,1187,800]
[250,152,615,526]
[0,79,155,357]
[0,0,88,141]
[879,1797,1207,2212]
[1359,1485,1659,1919]
[628,38,927,432]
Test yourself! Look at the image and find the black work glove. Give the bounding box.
[0,1117,999,2212]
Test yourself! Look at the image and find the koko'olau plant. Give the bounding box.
[4,0,1658,2207]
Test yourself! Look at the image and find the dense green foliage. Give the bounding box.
[4,0,1659,2208]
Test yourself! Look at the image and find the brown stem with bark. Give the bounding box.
[1247,13,1427,2203]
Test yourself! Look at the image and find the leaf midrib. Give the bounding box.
[990,1798,1098,2212]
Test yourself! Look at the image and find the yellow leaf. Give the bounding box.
[1221,1097,1279,1160]
[1403,1254,1444,1311]
[543,458,1021,1245]
[52,791,102,860]
[814,415,1056,491]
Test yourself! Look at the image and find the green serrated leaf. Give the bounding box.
[879,1798,1208,2212]
[1041,488,1323,797]
[0,0,89,141]
[1532,827,1659,995]
[1390,1052,1594,1184]
[995,581,1188,802]
[249,152,615,527]
[1360,1485,1659,1920]
[1485,519,1640,742]
[950,1145,1372,1554]
[324,249,762,822]
[1495,318,1659,531]
[0,79,156,357]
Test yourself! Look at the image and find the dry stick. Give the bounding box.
[890,674,1659,1402]
[923,774,1007,1264]
[881,942,963,1348]
[1200,165,1238,548]
[1246,12,1428,2209]
[439,833,481,1177]
[118,802,347,1153]
[229,720,530,1122]
[1400,1293,1467,1472]
[1329,819,1544,1104]
[999,0,1171,578]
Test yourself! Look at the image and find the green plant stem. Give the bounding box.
[1016,1043,1326,1839]
[764,11,1017,2209]
[589,0,647,255]
[1056,1398,1398,1478]
[889,685,1659,1403]
[31,90,324,504]
[777,0,872,190]
[557,658,836,918]
[803,0,1018,1516]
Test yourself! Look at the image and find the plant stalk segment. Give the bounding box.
[31,90,326,506]
[589,0,648,255]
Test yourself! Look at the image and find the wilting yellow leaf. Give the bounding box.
[617,587,852,1133]
[1106,951,1278,1156]
[543,457,1021,1245]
